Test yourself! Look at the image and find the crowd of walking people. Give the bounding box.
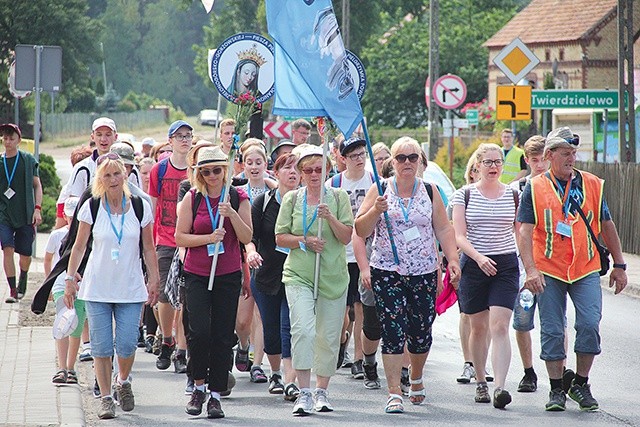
[0,117,628,420]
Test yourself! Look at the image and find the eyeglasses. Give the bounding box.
[481,159,504,167]
[200,166,224,177]
[346,151,367,161]
[301,167,324,175]
[471,168,479,174]
[97,152,120,166]
[395,153,420,163]
[172,134,193,141]
[563,135,580,146]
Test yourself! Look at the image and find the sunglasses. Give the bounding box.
[97,152,120,166]
[395,153,420,163]
[563,135,580,146]
[301,167,324,175]
[200,166,224,177]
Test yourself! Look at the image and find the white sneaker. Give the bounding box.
[314,388,334,412]
[292,390,313,416]
[457,362,475,384]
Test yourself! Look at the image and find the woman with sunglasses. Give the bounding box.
[274,146,353,416]
[245,153,301,399]
[175,146,252,419]
[451,143,520,409]
[63,153,160,420]
[355,136,460,414]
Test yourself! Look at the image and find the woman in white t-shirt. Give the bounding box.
[452,143,519,409]
[63,153,159,420]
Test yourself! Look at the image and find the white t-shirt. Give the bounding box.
[65,156,97,198]
[76,197,153,303]
[325,171,374,262]
[46,226,70,294]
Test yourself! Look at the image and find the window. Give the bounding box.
[545,49,550,61]
[559,49,565,61]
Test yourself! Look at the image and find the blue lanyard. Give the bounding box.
[548,171,572,220]
[393,178,418,222]
[105,194,126,245]
[275,189,282,204]
[302,188,319,237]
[204,187,226,231]
[3,153,19,188]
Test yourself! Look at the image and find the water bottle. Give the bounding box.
[519,289,534,311]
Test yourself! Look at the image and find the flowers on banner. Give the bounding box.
[313,116,339,141]
[231,92,262,136]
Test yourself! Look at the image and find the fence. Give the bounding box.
[576,161,640,255]
[42,110,167,139]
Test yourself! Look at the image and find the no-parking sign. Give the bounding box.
[433,74,467,110]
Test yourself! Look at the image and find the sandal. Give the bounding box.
[66,370,78,384]
[385,394,404,413]
[52,369,67,384]
[283,382,300,402]
[408,377,426,405]
[249,365,268,383]
[235,347,252,372]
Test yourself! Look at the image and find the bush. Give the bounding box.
[39,194,57,232]
[37,153,61,232]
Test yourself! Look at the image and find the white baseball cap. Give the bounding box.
[52,297,78,340]
[92,117,117,132]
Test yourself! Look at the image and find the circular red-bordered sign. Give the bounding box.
[433,74,466,110]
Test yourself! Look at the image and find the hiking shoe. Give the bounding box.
[207,397,225,419]
[363,362,381,389]
[186,389,207,416]
[174,352,187,374]
[156,341,175,370]
[292,390,313,416]
[137,328,145,348]
[457,362,475,384]
[93,378,101,398]
[79,346,93,362]
[250,365,268,383]
[336,331,349,369]
[400,367,410,396]
[562,368,575,393]
[568,382,599,411]
[517,373,538,392]
[351,359,364,379]
[475,382,491,403]
[493,387,512,409]
[5,288,17,303]
[144,336,155,353]
[115,381,135,412]
[98,396,116,419]
[185,377,195,395]
[313,389,334,412]
[284,382,300,402]
[545,388,566,411]
[268,373,285,394]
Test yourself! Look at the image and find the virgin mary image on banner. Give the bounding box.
[227,44,266,98]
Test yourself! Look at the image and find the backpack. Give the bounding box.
[32,190,146,314]
[464,186,519,211]
[156,157,170,195]
[330,171,375,188]
[380,179,434,202]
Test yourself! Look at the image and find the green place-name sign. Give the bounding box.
[531,90,621,109]
[466,109,479,125]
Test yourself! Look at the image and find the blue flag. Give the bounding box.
[266,0,363,138]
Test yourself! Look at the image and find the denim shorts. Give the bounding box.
[53,292,87,338]
[84,301,144,358]
[0,223,35,256]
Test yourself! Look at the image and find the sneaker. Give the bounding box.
[98,396,116,419]
[17,292,24,300]
[493,387,512,409]
[268,373,285,394]
[250,365,268,383]
[186,389,207,416]
[207,396,224,419]
[174,352,187,374]
[314,389,334,412]
[336,331,350,369]
[144,336,155,353]
[292,390,314,416]
[284,382,300,402]
[79,346,93,362]
[457,362,475,384]
[517,373,538,392]
[545,388,566,411]
[115,381,135,412]
[185,377,195,395]
[363,362,381,389]
[475,382,491,403]
[156,341,175,370]
[137,328,145,348]
[351,359,364,379]
[400,367,410,396]
[5,288,17,303]
[485,370,494,382]
[568,382,599,411]
[341,350,354,368]
[562,368,575,394]
[93,378,101,398]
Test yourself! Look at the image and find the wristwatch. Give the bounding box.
[64,275,75,282]
[613,263,627,271]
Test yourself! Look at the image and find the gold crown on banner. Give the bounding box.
[236,44,267,67]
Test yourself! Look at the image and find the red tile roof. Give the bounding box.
[484,0,617,48]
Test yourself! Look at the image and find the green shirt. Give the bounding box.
[0,151,39,228]
[275,187,353,300]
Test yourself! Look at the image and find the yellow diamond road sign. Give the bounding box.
[493,38,540,84]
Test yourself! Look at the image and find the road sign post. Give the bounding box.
[432,74,466,181]
[496,85,532,120]
[493,38,540,85]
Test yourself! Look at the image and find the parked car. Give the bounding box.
[198,109,221,127]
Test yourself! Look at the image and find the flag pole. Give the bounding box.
[361,119,400,265]
[208,135,239,291]
[313,118,328,301]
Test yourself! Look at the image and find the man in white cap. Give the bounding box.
[141,137,156,158]
[518,126,627,412]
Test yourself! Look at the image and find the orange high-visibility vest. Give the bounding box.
[531,171,604,283]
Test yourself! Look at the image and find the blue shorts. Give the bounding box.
[0,223,35,256]
[85,301,144,359]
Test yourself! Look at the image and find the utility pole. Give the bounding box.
[617,0,636,162]
[341,0,351,50]
[428,0,440,160]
